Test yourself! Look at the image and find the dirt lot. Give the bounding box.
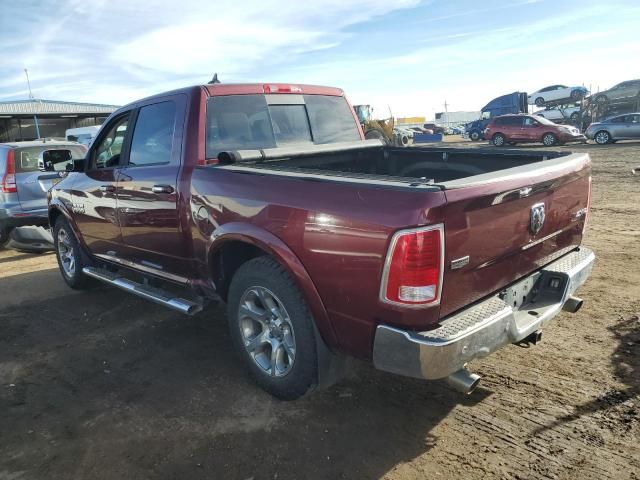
[1,141,639,480]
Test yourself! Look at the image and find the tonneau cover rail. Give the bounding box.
[218,139,384,164]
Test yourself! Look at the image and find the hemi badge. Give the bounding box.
[451,256,470,270]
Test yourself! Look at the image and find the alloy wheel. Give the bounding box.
[543,134,556,146]
[57,227,76,278]
[238,286,296,377]
[595,131,610,144]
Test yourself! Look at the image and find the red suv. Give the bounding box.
[484,114,585,147]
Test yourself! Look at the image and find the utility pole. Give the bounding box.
[24,68,41,139]
[444,100,449,127]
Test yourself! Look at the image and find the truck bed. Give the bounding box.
[215,142,575,189]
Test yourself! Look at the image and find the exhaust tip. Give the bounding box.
[446,368,481,395]
[562,296,584,314]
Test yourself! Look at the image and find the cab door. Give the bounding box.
[115,95,190,281]
[72,112,132,255]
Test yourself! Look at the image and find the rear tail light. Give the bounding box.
[263,84,302,94]
[380,224,444,306]
[1,149,17,193]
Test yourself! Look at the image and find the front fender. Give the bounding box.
[207,222,339,349]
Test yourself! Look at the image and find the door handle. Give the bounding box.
[152,184,175,194]
[100,185,116,193]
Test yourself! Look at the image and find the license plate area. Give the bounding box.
[500,271,569,312]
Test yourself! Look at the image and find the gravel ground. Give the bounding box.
[0,140,638,480]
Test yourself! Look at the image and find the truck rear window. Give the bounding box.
[14,145,87,173]
[206,94,361,158]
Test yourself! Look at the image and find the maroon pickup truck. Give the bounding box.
[47,82,595,399]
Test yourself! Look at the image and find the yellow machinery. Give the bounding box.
[353,105,410,147]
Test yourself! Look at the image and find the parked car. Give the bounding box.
[65,126,101,146]
[528,85,588,107]
[585,113,640,144]
[0,140,86,247]
[465,92,528,141]
[422,122,445,134]
[591,79,640,106]
[533,105,581,123]
[48,82,594,400]
[450,126,463,135]
[484,114,585,146]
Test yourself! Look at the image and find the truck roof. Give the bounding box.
[0,140,81,148]
[204,83,345,97]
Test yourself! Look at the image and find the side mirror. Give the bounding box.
[39,149,73,172]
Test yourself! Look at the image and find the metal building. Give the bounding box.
[0,99,119,142]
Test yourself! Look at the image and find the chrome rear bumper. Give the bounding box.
[373,247,595,380]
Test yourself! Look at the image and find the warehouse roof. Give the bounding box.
[0,99,119,115]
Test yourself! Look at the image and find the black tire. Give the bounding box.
[594,130,611,145]
[535,97,545,107]
[542,132,558,146]
[364,128,389,145]
[469,130,481,141]
[595,95,608,105]
[0,226,12,249]
[53,216,92,289]
[492,133,506,147]
[570,112,580,121]
[227,256,318,400]
[570,89,584,100]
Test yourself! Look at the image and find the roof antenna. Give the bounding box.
[208,73,221,84]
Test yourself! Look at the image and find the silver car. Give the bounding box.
[0,141,87,247]
[585,113,640,145]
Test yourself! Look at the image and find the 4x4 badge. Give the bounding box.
[530,203,545,235]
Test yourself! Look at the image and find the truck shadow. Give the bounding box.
[0,268,489,480]
[533,313,639,435]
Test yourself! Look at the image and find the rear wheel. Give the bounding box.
[53,216,92,289]
[492,133,506,146]
[542,132,558,146]
[594,130,611,145]
[364,128,389,145]
[595,95,608,106]
[227,256,318,400]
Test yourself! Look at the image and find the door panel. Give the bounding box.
[72,114,131,255]
[115,95,190,279]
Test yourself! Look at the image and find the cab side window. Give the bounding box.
[128,101,177,167]
[93,116,129,169]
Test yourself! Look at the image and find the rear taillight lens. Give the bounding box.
[380,224,444,306]
[1,150,17,193]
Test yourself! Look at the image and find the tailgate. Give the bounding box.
[439,153,591,317]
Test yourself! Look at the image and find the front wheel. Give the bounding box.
[595,95,608,106]
[542,133,558,146]
[469,130,481,141]
[492,133,506,146]
[594,130,611,145]
[53,216,92,289]
[535,97,545,107]
[227,256,318,400]
[570,89,584,100]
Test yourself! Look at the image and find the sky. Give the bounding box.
[1,0,639,119]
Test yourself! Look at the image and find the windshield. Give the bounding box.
[15,145,86,173]
[206,94,361,158]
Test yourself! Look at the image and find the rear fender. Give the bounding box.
[207,222,339,349]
